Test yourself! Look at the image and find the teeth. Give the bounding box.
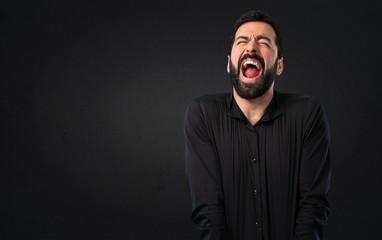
[243,60,260,69]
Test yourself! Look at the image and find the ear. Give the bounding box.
[227,55,231,73]
[276,57,284,76]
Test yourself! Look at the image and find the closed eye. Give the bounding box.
[235,36,249,45]
[236,40,247,45]
[256,36,272,47]
[258,41,270,47]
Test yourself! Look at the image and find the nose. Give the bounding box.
[246,39,258,53]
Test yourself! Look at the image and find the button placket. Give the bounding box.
[246,128,263,234]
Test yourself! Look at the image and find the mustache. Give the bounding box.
[238,53,265,69]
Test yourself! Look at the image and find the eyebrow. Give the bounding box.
[255,35,272,42]
[234,36,250,42]
[234,35,272,43]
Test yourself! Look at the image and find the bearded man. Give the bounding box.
[184,10,331,240]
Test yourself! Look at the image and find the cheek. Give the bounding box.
[261,53,276,68]
[231,51,242,64]
[231,46,245,59]
[262,49,277,62]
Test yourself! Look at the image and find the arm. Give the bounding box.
[294,99,331,240]
[184,100,228,240]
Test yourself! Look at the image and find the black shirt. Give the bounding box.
[184,91,331,240]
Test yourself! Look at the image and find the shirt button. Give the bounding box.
[251,158,256,163]
[254,189,258,195]
[255,221,260,227]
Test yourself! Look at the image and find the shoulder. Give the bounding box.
[276,92,324,115]
[184,93,230,130]
[186,93,230,115]
[277,92,321,107]
[276,92,329,133]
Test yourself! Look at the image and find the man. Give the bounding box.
[184,10,331,240]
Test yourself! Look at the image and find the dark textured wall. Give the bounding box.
[1,1,381,239]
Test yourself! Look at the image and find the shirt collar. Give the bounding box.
[227,90,283,124]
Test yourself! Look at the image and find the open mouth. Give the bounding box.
[241,59,262,79]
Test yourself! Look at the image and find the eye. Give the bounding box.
[258,40,270,47]
[236,41,246,45]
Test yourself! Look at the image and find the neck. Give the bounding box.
[233,84,274,125]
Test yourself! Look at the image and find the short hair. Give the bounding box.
[229,10,283,59]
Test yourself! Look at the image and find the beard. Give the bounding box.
[229,54,278,100]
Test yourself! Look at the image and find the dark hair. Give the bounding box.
[229,10,283,59]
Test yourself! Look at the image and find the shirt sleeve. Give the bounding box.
[294,99,331,240]
[184,100,228,240]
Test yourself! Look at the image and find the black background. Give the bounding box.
[1,0,381,239]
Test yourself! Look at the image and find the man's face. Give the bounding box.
[227,21,283,99]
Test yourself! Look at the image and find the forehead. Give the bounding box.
[235,21,277,41]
